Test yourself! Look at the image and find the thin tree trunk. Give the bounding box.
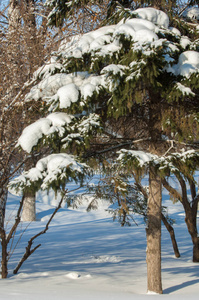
[146,166,163,294]
[1,228,8,278]
[22,190,36,221]
[0,187,8,229]
[161,213,180,258]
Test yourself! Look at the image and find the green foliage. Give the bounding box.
[13,3,199,204]
[9,154,90,195]
[46,0,103,27]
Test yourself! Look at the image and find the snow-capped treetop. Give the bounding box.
[25,6,199,115]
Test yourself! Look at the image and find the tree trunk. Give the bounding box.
[22,190,36,222]
[0,229,8,278]
[146,166,163,294]
[0,187,8,229]
[161,213,180,258]
[192,236,199,262]
[8,0,21,31]
[185,211,199,262]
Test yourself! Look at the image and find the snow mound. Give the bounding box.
[17,112,73,153]
[114,18,158,42]
[133,7,169,28]
[59,8,166,61]
[169,51,199,77]
[65,272,81,279]
[57,83,80,108]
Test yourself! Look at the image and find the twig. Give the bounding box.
[163,140,174,157]
[13,184,84,274]
[13,192,66,274]
[6,195,25,245]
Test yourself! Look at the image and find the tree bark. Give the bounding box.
[0,187,8,229]
[146,166,163,294]
[1,228,8,278]
[176,174,199,263]
[185,211,199,262]
[22,190,36,222]
[192,237,199,262]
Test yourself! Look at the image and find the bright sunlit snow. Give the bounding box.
[17,112,73,153]
[168,51,199,77]
[2,179,199,300]
[133,7,169,28]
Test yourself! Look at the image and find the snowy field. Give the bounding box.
[1,182,199,300]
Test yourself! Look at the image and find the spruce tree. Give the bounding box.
[10,4,199,293]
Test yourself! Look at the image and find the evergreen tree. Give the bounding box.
[10,4,199,293]
[45,0,199,27]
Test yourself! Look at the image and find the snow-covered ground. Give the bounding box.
[1,182,199,300]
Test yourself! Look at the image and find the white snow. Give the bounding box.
[175,83,195,96]
[8,7,199,297]
[65,272,81,279]
[46,112,73,127]
[169,27,181,37]
[26,71,106,110]
[57,83,80,108]
[25,7,199,111]
[180,36,191,49]
[17,118,52,153]
[3,179,199,300]
[167,51,199,77]
[182,7,199,20]
[17,112,73,153]
[117,149,157,167]
[133,7,169,28]
[101,64,128,76]
[33,56,63,79]
[9,153,88,192]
